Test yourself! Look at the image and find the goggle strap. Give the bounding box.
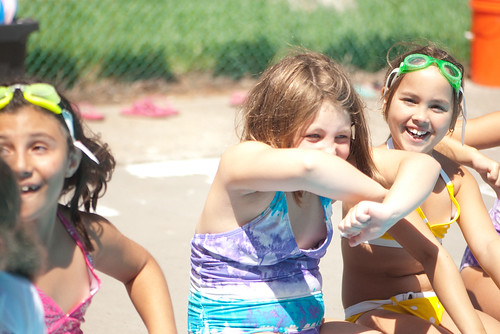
[61,109,100,164]
[460,87,467,146]
[74,140,100,164]
[61,110,75,138]
[384,67,400,96]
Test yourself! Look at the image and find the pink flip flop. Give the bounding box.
[76,102,105,121]
[121,98,179,118]
[229,91,248,107]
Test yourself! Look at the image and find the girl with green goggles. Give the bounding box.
[341,43,500,334]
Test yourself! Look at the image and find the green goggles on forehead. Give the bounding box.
[385,54,462,93]
[0,84,99,164]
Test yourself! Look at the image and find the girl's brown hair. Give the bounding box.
[240,50,377,178]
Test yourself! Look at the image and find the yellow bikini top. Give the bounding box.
[366,140,461,248]
[415,169,460,239]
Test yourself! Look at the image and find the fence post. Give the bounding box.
[0,18,39,79]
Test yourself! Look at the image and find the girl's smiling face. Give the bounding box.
[295,101,351,160]
[385,65,455,154]
[0,106,78,223]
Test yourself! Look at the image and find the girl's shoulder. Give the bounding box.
[223,141,270,155]
[77,211,126,262]
[370,145,418,178]
[371,145,417,161]
[58,205,110,228]
[58,205,117,248]
[219,141,270,167]
[432,150,465,177]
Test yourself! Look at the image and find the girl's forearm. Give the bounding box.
[126,256,177,334]
[435,136,480,168]
[382,154,440,222]
[474,238,500,290]
[427,250,486,334]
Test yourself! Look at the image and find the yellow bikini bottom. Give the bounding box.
[345,291,444,325]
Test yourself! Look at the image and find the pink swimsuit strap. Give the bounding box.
[36,211,101,334]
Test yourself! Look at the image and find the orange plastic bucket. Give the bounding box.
[470,0,500,86]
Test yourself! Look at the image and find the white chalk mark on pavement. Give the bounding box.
[125,158,220,183]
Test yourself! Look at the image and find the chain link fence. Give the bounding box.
[16,0,471,90]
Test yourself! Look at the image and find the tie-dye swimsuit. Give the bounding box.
[461,198,500,270]
[36,212,101,334]
[188,191,333,333]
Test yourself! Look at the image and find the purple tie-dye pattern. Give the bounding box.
[461,199,500,270]
[189,192,333,332]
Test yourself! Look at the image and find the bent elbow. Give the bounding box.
[301,150,320,173]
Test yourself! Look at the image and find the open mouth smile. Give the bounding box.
[406,127,430,140]
[20,185,41,194]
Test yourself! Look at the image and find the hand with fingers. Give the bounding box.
[339,201,398,247]
[470,151,500,198]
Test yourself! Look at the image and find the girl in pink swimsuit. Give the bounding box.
[0,80,176,333]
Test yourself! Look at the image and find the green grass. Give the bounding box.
[16,0,471,87]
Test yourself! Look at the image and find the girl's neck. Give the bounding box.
[386,137,435,155]
[22,205,61,247]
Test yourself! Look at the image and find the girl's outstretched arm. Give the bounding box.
[200,140,396,235]
[89,215,177,334]
[219,141,389,203]
[436,136,500,198]
[451,110,500,149]
[437,110,500,197]
[456,167,500,289]
[340,148,441,246]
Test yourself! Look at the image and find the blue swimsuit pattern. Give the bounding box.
[188,191,333,333]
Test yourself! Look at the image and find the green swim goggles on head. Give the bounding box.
[384,53,467,145]
[0,83,99,163]
[384,53,462,93]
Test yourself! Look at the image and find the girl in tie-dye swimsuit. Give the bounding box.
[0,79,176,333]
[188,51,441,333]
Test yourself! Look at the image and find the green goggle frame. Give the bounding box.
[0,84,99,163]
[385,54,462,93]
